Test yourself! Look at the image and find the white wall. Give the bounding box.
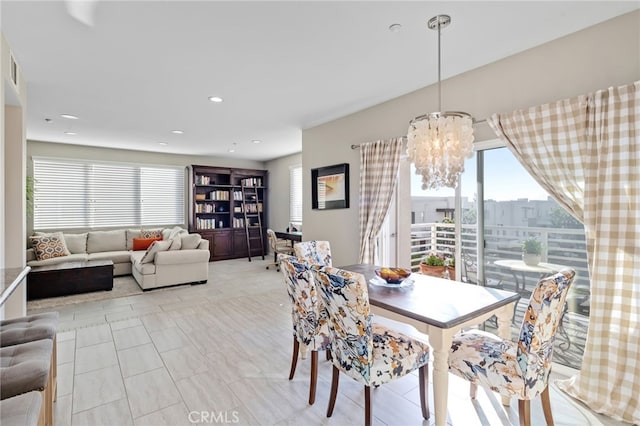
[2,33,28,318]
[265,152,301,233]
[301,11,640,266]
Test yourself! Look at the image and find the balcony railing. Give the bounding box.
[410,222,590,315]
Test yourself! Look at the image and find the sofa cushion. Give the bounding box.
[126,229,142,250]
[181,234,202,250]
[131,251,157,274]
[132,237,162,251]
[87,251,132,263]
[168,236,182,251]
[140,228,163,239]
[63,233,88,254]
[29,234,70,260]
[27,253,88,267]
[87,230,127,253]
[140,240,171,264]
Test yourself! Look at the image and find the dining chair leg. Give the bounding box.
[364,385,372,426]
[541,385,555,425]
[326,366,340,417]
[518,399,531,426]
[309,350,318,405]
[418,365,430,420]
[288,338,299,380]
[470,382,478,399]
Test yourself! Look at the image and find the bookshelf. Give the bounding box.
[189,165,268,261]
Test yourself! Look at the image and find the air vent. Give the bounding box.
[10,53,18,87]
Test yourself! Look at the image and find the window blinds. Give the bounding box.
[289,165,303,223]
[32,157,184,229]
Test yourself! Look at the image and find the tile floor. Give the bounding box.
[34,258,624,426]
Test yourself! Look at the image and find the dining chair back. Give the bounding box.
[294,240,332,267]
[278,254,330,405]
[266,228,294,271]
[448,268,575,426]
[312,266,430,425]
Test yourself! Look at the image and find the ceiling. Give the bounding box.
[2,1,638,161]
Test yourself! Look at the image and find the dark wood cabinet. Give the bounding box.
[189,165,268,261]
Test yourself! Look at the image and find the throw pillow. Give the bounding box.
[29,235,70,261]
[168,236,182,251]
[180,233,202,250]
[140,228,162,239]
[132,237,162,251]
[162,226,187,241]
[140,240,172,264]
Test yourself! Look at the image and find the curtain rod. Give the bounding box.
[350,117,488,149]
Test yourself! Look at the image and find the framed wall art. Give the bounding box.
[311,163,349,210]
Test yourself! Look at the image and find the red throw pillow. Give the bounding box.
[132,237,162,251]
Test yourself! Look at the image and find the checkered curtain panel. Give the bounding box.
[488,81,639,424]
[358,138,403,264]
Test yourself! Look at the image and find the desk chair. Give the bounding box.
[312,266,430,426]
[266,229,294,272]
[449,268,575,426]
[279,255,330,405]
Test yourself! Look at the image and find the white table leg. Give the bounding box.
[428,328,454,426]
[495,302,516,406]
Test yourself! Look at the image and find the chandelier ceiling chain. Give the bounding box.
[407,14,475,190]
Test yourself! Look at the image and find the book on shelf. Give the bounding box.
[240,177,262,187]
[195,203,215,213]
[244,203,263,213]
[210,190,230,200]
[195,175,212,185]
[233,191,242,200]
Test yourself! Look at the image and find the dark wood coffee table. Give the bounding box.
[27,260,114,300]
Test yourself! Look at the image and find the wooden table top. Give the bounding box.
[340,263,521,329]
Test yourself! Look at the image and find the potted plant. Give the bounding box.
[521,237,542,266]
[419,252,455,278]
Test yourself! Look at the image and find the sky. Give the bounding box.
[410,147,550,201]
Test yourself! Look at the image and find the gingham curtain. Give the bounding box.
[488,81,639,424]
[358,138,403,264]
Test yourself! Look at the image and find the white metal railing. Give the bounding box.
[410,222,590,313]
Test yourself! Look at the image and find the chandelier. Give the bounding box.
[407,15,474,190]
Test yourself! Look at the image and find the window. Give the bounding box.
[289,165,302,223]
[33,157,184,229]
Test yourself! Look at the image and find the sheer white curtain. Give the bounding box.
[358,138,403,264]
[489,81,639,424]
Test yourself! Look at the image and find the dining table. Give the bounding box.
[274,230,302,245]
[340,263,520,426]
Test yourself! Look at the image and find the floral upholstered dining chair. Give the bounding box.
[448,268,575,426]
[278,255,330,405]
[294,240,332,267]
[312,266,430,426]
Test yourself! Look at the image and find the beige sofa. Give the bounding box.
[26,228,210,290]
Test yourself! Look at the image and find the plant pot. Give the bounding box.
[419,264,455,279]
[522,253,541,266]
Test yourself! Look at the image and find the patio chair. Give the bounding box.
[266,229,294,272]
[312,266,430,426]
[448,268,575,426]
[293,240,332,267]
[278,255,330,405]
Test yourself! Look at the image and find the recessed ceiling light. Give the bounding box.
[44,118,53,123]
[388,23,402,32]
[252,140,261,144]
[208,96,223,103]
[64,131,77,135]
[171,130,184,134]
[60,114,79,120]
[158,142,168,146]
[228,148,235,153]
